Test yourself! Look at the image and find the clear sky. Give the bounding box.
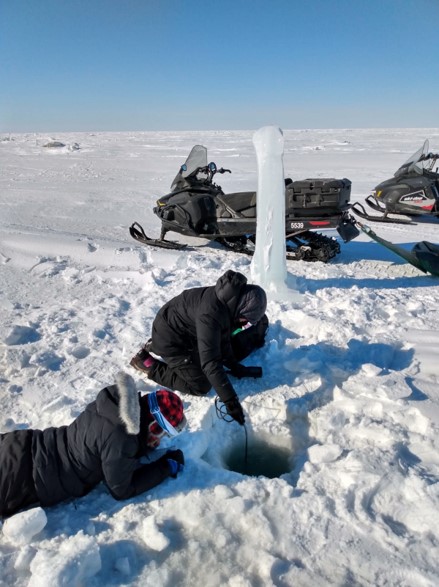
[1,0,438,132]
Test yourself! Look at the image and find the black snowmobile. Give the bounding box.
[130,145,359,262]
[351,140,439,224]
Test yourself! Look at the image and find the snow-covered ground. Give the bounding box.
[1,129,439,587]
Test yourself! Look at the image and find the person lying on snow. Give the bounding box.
[130,270,268,426]
[0,372,186,519]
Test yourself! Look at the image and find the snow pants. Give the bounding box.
[149,315,269,396]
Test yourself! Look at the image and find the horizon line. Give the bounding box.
[1,126,438,136]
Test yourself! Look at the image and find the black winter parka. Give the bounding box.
[150,270,247,403]
[0,373,171,518]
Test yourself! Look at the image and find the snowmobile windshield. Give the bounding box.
[394,140,429,178]
[171,145,208,189]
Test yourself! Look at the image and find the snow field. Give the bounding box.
[1,129,439,586]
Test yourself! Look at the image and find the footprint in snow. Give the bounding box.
[68,346,90,359]
[3,325,41,346]
[0,251,11,264]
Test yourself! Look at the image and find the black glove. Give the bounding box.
[225,396,245,425]
[165,449,185,478]
[229,363,263,379]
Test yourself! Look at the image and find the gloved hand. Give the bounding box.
[229,363,263,379]
[165,449,185,478]
[225,396,245,425]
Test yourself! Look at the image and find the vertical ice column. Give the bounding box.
[250,126,288,292]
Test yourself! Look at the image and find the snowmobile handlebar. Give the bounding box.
[194,164,232,183]
[420,152,439,161]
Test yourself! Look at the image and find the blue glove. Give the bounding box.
[167,459,184,477]
[165,449,185,478]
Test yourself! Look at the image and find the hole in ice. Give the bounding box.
[223,433,293,478]
[201,400,310,480]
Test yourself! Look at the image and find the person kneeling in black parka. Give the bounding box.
[0,372,186,519]
[130,270,268,426]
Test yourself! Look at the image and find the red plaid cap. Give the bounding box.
[140,389,184,427]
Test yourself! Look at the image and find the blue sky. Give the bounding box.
[1,0,438,132]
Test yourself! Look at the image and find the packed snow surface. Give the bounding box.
[1,128,439,586]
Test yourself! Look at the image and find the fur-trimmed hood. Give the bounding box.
[95,371,140,435]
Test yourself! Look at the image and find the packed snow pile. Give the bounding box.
[43,140,66,148]
[1,128,439,586]
[2,508,47,545]
[28,531,101,587]
[139,517,171,552]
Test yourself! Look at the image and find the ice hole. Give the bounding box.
[224,433,293,478]
[202,406,310,480]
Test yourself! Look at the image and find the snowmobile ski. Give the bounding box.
[129,222,189,251]
[130,222,340,263]
[350,200,415,225]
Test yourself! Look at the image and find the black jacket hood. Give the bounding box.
[214,270,248,319]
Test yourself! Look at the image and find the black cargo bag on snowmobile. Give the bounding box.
[286,178,351,217]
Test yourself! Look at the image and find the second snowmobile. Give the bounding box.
[351,139,439,224]
[130,145,359,262]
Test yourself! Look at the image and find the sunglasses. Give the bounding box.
[148,415,187,439]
